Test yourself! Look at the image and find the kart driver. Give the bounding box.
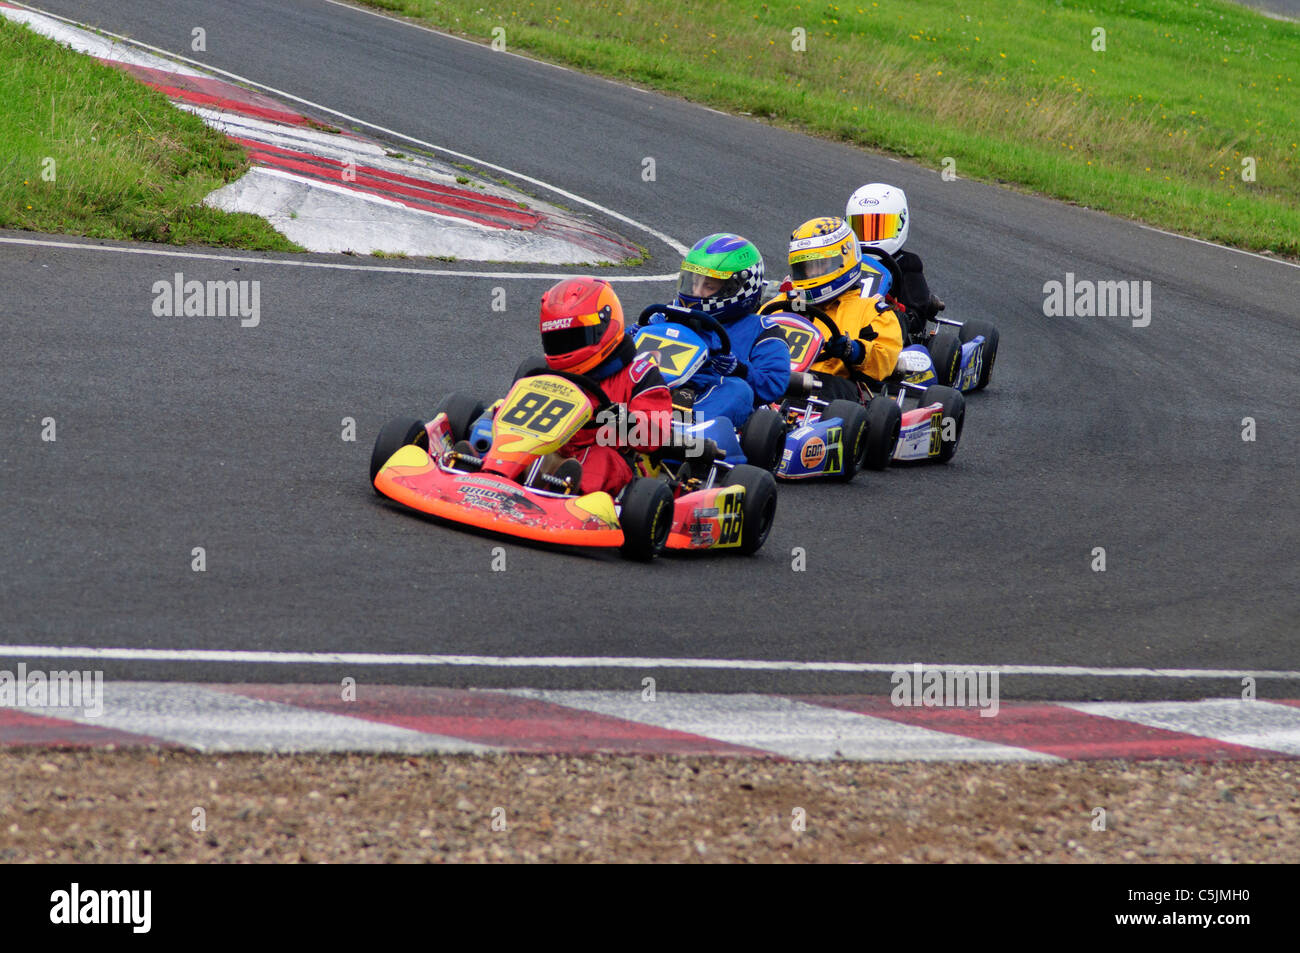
[845,183,946,341]
[657,232,790,428]
[538,276,671,495]
[763,216,904,402]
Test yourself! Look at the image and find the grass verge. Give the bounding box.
[357,0,1299,257]
[0,16,300,250]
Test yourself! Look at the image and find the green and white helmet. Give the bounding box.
[674,233,766,323]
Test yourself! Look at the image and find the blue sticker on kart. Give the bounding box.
[632,324,709,387]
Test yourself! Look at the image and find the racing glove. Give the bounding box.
[710,352,748,378]
[822,335,866,366]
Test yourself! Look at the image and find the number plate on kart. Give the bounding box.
[492,375,593,455]
[765,314,824,373]
[632,326,709,387]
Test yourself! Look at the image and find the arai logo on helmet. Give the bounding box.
[542,317,575,331]
[857,197,880,207]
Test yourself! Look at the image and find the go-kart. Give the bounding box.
[856,246,999,394]
[370,369,778,559]
[628,304,788,474]
[757,301,966,466]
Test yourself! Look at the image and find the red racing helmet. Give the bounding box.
[538,277,625,375]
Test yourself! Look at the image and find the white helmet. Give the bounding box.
[845,183,909,256]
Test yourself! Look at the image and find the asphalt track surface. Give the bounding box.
[2,0,1297,700]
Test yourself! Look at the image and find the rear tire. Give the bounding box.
[920,385,965,464]
[927,326,962,387]
[959,320,999,391]
[823,399,869,482]
[722,464,778,555]
[618,478,673,561]
[434,392,485,443]
[863,395,902,471]
[740,407,786,472]
[369,416,428,488]
[512,355,550,384]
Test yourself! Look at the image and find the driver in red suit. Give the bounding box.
[538,277,672,495]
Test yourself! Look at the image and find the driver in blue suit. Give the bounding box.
[648,233,790,428]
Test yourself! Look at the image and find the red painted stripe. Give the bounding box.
[148,83,313,127]
[102,60,316,125]
[249,156,517,229]
[231,136,528,211]
[796,696,1286,761]
[230,137,539,225]
[0,709,167,748]
[219,685,774,756]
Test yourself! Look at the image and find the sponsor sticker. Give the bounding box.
[800,436,826,468]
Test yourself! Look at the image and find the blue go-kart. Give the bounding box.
[628,304,788,474]
[854,246,999,395]
[634,305,897,482]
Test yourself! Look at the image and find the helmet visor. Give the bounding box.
[542,322,604,357]
[678,266,742,303]
[848,212,903,244]
[789,250,844,282]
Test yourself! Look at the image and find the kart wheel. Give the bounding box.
[512,355,550,383]
[824,399,870,482]
[920,385,965,464]
[863,395,902,471]
[927,326,962,387]
[959,320,999,391]
[722,464,778,555]
[369,416,428,488]
[434,392,486,443]
[619,478,673,561]
[740,407,786,472]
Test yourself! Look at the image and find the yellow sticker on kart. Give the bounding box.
[492,375,592,455]
[634,331,705,380]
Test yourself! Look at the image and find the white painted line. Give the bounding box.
[1136,224,1300,270]
[0,235,677,282]
[0,644,1296,679]
[513,690,1058,761]
[20,681,492,753]
[1064,699,1300,756]
[321,0,575,73]
[13,2,688,257]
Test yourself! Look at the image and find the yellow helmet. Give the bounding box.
[787,217,862,304]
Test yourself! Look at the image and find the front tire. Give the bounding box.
[959,320,999,391]
[434,392,485,443]
[722,464,777,555]
[928,326,962,387]
[369,416,428,488]
[823,399,869,482]
[740,406,786,472]
[920,385,965,463]
[619,478,673,561]
[863,395,902,470]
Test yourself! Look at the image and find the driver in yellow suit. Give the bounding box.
[763,216,904,402]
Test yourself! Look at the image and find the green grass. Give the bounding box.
[359,0,1300,257]
[0,17,300,250]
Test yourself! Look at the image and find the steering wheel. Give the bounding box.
[757,296,841,341]
[515,367,614,415]
[635,304,732,356]
[858,245,905,296]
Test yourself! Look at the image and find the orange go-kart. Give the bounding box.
[369,369,777,560]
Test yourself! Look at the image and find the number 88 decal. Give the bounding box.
[500,391,576,435]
